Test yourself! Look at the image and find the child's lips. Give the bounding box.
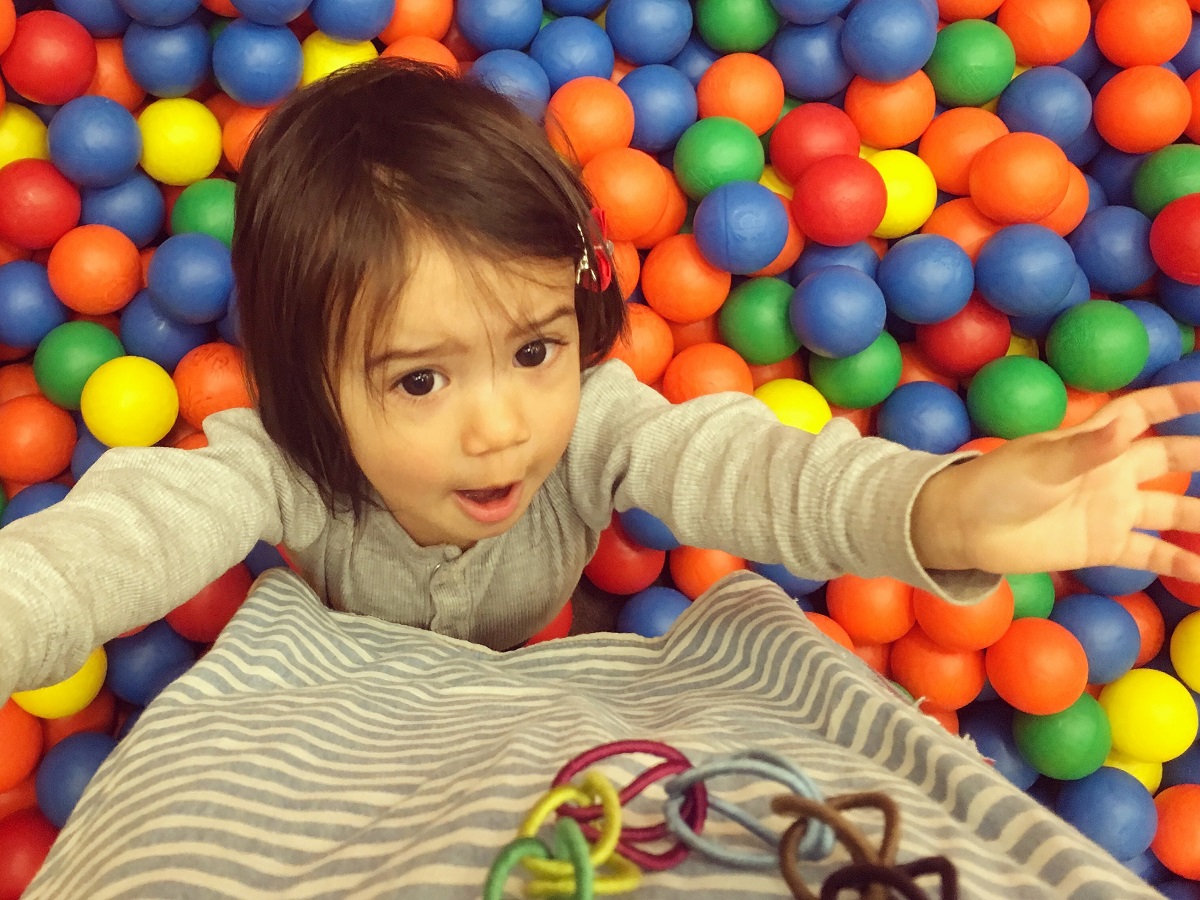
[454,481,522,524]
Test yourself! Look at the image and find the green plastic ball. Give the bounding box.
[808,332,902,410]
[1181,320,1196,355]
[718,277,800,366]
[673,117,765,200]
[1133,145,1200,219]
[170,178,236,247]
[1046,300,1150,392]
[1013,693,1112,781]
[924,20,1016,108]
[695,0,780,52]
[1006,572,1055,620]
[966,355,1067,439]
[33,322,126,411]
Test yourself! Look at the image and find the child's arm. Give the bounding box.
[0,408,327,697]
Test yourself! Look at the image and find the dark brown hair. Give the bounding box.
[233,58,626,518]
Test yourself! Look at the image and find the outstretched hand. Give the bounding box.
[911,381,1200,581]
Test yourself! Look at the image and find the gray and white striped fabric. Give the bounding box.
[26,569,1163,899]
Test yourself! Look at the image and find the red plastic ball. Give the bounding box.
[914,293,1011,379]
[165,563,254,643]
[583,512,665,595]
[0,700,41,794]
[0,808,58,900]
[0,159,82,251]
[767,103,860,186]
[790,155,887,247]
[669,545,746,600]
[525,598,573,645]
[1150,193,1200,285]
[0,10,96,106]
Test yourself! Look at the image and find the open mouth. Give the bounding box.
[454,481,522,524]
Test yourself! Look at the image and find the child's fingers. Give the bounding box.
[1122,530,1200,582]
[1134,492,1200,534]
[1124,434,1200,482]
[1034,418,1124,484]
[1084,381,1200,439]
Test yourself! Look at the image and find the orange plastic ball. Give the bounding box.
[1059,386,1112,429]
[917,107,1009,197]
[173,342,253,430]
[920,197,1002,262]
[1151,784,1200,879]
[805,612,855,650]
[633,166,688,249]
[748,353,804,388]
[1113,591,1166,667]
[696,52,785,136]
[0,362,40,405]
[1186,71,1200,143]
[46,224,140,315]
[969,132,1070,224]
[222,103,272,172]
[381,36,459,74]
[984,617,1089,714]
[379,0,455,43]
[204,92,240,129]
[1140,470,1191,495]
[889,626,986,710]
[40,687,115,751]
[825,574,916,644]
[936,0,1003,21]
[1035,163,1089,236]
[201,0,239,14]
[584,512,665,594]
[844,71,936,150]
[1094,65,1192,154]
[0,394,76,483]
[751,197,804,277]
[853,640,891,677]
[912,579,1014,651]
[582,147,669,242]
[995,0,1090,66]
[1094,0,1193,67]
[641,233,731,324]
[669,545,746,600]
[661,342,753,403]
[606,302,674,384]
[609,239,640,299]
[0,699,41,793]
[86,38,145,111]
[898,342,957,390]
[545,77,635,166]
[668,315,721,354]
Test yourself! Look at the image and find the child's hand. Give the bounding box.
[911,381,1200,581]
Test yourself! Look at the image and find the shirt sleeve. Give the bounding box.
[563,359,1000,605]
[0,408,329,696]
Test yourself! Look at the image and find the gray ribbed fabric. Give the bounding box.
[0,359,997,696]
[26,569,1161,900]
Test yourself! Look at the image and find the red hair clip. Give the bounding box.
[577,205,614,291]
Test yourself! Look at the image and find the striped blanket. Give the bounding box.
[26,569,1163,899]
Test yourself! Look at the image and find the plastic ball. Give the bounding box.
[618,507,679,551]
[661,341,753,403]
[0,103,49,170]
[172,341,253,428]
[70,424,108,480]
[1049,594,1141,685]
[233,0,312,26]
[958,701,1039,789]
[1014,693,1112,780]
[147,232,234,325]
[768,19,853,102]
[750,560,824,598]
[32,320,124,410]
[1170,610,1200,692]
[876,381,970,455]
[1134,145,1200,219]
[641,233,730,324]
[672,116,763,200]
[0,808,58,899]
[995,0,1090,67]
[0,260,66,349]
[467,49,552,121]
[825,575,914,644]
[789,264,886,359]
[530,16,614,91]
[604,0,692,66]
[1119,299,1183,390]
[381,35,460,75]
[698,53,783,138]
[753,377,831,432]
[876,234,972,325]
[1094,0,1192,68]
[617,585,692,637]
[1150,192,1200,285]
[80,354,179,447]
[54,0,131,38]
[1007,571,1055,620]
[0,158,81,250]
[1055,767,1158,861]
[582,148,668,244]
[917,107,1008,198]
[767,102,859,186]
[119,0,200,27]
[80,171,165,249]
[607,303,673,384]
[866,149,936,240]
[807,331,901,409]
[0,392,76,483]
[1,481,70,526]
[46,95,141,189]
[1046,300,1150,392]
[985,616,1088,714]
[1100,669,1200,763]
[616,64,696,155]
[11,647,106,720]
[913,293,1010,379]
[839,0,935,83]
[137,98,221,187]
[308,0,393,41]
[717,277,799,365]
[545,76,634,166]
[970,132,1070,225]
[693,180,789,274]
[924,19,1015,108]
[454,0,541,52]
[0,699,41,793]
[0,10,96,106]
[694,0,780,54]
[844,71,934,151]
[1152,784,1200,880]
[584,511,665,594]
[1094,65,1192,155]
[974,224,1075,318]
[790,154,886,247]
[122,16,211,99]
[165,563,253,642]
[211,19,302,107]
[966,355,1067,439]
[46,224,140,316]
[996,66,1091,149]
[667,32,720,87]
[669,545,746,599]
[35,730,118,828]
[299,30,378,86]
[105,618,196,706]
[118,289,211,372]
[889,625,986,710]
[170,178,235,246]
[1075,549,1159,598]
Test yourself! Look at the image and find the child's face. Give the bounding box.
[337,246,583,548]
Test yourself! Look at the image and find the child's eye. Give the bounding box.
[515,339,560,368]
[395,370,446,396]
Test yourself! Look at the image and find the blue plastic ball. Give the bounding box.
[1067,206,1156,295]
[617,586,692,637]
[120,289,213,371]
[1049,593,1141,685]
[122,16,212,99]
[791,240,880,283]
[996,66,1092,149]
[35,732,119,828]
[48,96,142,189]
[81,171,166,249]
[770,20,853,101]
[1161,741,1200,791]
[958,701,1039,790]
[1074,539,1159,597]
[1172,19,1200,80]
[749,561,824,598]
[1083,173,1108,213]
[212,20,303,107]
[770,0,851,25]
[876,233,973,325]
[692,180,789,275]
[1064,121,1103,168]
[1088,146,1148,208]
[105,619,197,706]
[147,233,235,325]
[974,224,1076,318]
[1,482,72,527]
[618,63,697,154]
[544,0,606,15]
[530,16,614,91]
[789,265,887,358]
[1160,274,1200,326]
[1123,848,1174,885]
[1151,353,1200,437]
[876,381,970,455]
[308,0,394,41]
[231,0,312,26]
[1121,299,1183,390]
[245,540,290,576]
[468,49,552,120]
[217,287,241,345]
[0,260,67,349]
[618,507,680,551]
[604,0,692,66]
[118,0,200,26]
[840,0,935,83]
[70,425,108,481]
[1009,264,1090,341]
[1159,879,1200,900]
[455,0,542,53]
[1059,30,1102,82]
[1054,767,1158,862]
[53,0,131,37]
[669,33,720,87]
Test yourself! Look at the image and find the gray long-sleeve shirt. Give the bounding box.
[0,359,998,696]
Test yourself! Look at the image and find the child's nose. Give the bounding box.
[461,386,532,457]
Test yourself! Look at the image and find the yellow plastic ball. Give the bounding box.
[0,102,48,169]
[138,98,222,186]
[1103,752,1163,794]
[1170,610,1200,692]
[1007,334,1039,359]
[301,31,379,86]
[1098,668,1199,764]
[759,164,794,200]
[11,647,107,719]
[868,149,937,240]
[81,356,180,448]
[754,378,832,433]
